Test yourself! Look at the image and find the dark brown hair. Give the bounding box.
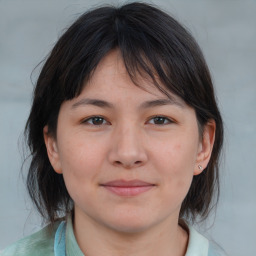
[25,2,223,225]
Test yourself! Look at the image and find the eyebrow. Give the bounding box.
[71,97,185,110]
[72,98,114,109]
[139,98,185,109]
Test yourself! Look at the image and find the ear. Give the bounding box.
[43,126,62,174]
[194,120,216,175]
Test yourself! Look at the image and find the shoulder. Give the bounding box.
[0,222,60,256]
[208,241,228,256]
[185,224,209,256]
[185,224,227,256]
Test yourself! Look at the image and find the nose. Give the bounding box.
[108,124,148,169]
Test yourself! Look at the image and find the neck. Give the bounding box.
[73,211,188,256]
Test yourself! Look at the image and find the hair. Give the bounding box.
[25,2,223,225]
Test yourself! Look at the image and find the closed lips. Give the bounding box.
[100,180,155,196]
[101,179,155,187]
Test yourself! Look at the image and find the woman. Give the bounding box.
[1,2,225,256]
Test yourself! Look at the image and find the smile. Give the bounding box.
[100,179,156,197]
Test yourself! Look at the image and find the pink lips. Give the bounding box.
[101,179,155,197]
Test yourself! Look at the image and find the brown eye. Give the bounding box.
[148,116,173,125]
[83,116,107,125]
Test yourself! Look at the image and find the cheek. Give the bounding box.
[152,139,197,198]
[58,131,106,170]
[172,142,197,183]
[156,140,197,171]
[57,135,106,194]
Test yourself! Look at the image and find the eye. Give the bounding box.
[82,116,109,126]
[148,116,173,125]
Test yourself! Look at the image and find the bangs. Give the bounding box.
[54,4,204,106]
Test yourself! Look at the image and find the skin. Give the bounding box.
[44,50,215,256]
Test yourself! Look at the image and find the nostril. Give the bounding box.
[114,160,143,168]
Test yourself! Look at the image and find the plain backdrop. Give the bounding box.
[0,1,255,255]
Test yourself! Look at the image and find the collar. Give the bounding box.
[185,223,209,256]
[54,216,209,256]
[54,215,84,256]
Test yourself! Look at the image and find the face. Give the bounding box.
[44,50,214,234]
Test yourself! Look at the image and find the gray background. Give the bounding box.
[0,1,255,255]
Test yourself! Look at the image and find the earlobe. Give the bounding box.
[43,126,62,174]
[194,120,216,175]
[194,164,204,175]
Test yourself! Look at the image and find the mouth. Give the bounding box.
[100,179,156,197]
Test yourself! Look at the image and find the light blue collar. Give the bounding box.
[53,218,217,256]
[54,221,66,256]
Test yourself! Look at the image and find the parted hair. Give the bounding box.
[25,2,223,225]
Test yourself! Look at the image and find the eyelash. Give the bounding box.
[147,116,174,125]
[82,116,109,126]
[82,115,174,126]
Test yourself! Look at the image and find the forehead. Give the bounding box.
[79,50,186,107]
